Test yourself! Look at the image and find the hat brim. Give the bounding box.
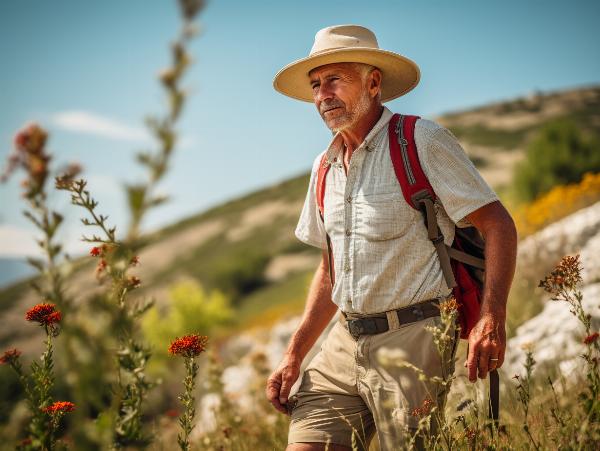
[273,47,420,103]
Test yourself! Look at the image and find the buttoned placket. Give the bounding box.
[336,140,378,311]
[322,109,392,313]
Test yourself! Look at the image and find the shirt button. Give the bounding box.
[345,228,351,236]
[344,263,350,272]
[346,195,352,203]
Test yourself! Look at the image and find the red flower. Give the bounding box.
[90,246,101,257]
[42,401,76,414]
[130,255,140,266]
[168,334,208,358]
[411,397,434,418]
[25,303,61,326]
[127,275,141,289]
[584,332,599,345]
[0,348,21,365]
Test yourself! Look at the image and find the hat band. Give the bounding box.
[310,45,379,56]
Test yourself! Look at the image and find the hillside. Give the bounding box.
[1,83,599,355]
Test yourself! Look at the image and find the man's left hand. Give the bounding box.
[464,313,506,382]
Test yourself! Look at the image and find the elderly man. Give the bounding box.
[266,24,517,450]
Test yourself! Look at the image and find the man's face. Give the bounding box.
[309,62,373,132]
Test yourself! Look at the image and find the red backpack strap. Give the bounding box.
[316,152,331,220]
[388,113,457,289]
[315,152,335,286]
[388,113,434,209]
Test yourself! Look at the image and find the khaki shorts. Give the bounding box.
[287,309,459,450]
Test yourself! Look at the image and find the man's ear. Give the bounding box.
[369,69,383,98]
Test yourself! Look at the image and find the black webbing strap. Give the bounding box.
[417,194,500,426]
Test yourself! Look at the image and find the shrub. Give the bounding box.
[142,280,232,372]
[514,171,600,236]
[513,119,600,203]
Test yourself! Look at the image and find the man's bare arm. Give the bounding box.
[464,200,518,382]
[266,249,339,414]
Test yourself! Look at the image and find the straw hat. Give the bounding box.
[273,24,420,103]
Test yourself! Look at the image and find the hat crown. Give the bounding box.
[310,25,380,56]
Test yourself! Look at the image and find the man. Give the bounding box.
[266,24,517,450]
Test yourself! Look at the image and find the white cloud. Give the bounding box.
[0,224,46,258]
[51,110,150,142]
[0,224,93,259]
[50,110,197,150]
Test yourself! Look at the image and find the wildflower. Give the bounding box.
[0,348,21,365]
[439,297,459,314]
[538,254,583,294]
[1,123,51,198]
[90,246,102,257]
[127,275,141,289]
[54,162,81,189]
[42,401,76,414]
[168,333,208,358]
[410,397,433,418]
[584,332,599,345]
[464,427,477,441]
[25,303,61,326]
[130,255,140,266]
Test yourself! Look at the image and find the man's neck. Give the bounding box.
[339,104,384,158]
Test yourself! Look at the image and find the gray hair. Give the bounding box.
[352,63,382,102]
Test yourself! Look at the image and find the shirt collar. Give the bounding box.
[324,106,394,164]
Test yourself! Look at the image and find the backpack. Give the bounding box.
[315,113,499,424]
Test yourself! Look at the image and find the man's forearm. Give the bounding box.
[479,217,518,320]
[285,254,339,363]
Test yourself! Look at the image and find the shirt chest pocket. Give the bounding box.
[354,191,419,241]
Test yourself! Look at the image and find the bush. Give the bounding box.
[513,119,600,202]
[514,171,600,236]
[210,249,270,305]
[141,279,233,373]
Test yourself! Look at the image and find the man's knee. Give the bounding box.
[286,443,354,451]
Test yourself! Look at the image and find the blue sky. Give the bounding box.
[1,0,599,259]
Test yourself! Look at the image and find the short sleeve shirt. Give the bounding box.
[294,106,499,314]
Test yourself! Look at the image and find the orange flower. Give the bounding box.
[42,401,76,414]
[0,348,21,365]
[25,303,61,326]
[168,334,208,358]
[584,332,599,345]
[439,297,459,314]
[130,255,140,266]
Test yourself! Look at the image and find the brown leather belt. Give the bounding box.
[341,298,441,340]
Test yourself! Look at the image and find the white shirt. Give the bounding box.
[294,106,499,314]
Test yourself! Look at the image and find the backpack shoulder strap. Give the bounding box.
[316,152,331,220]
[389,113,457,288]
[387,113,435,208]
[315,152,335,287]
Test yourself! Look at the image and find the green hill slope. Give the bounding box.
[1,83,599,348]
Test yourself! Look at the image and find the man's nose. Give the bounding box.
[314,84,334,104]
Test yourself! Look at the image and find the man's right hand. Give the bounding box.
[266,354,301,415]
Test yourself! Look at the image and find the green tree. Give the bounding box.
[514,119,600,202]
